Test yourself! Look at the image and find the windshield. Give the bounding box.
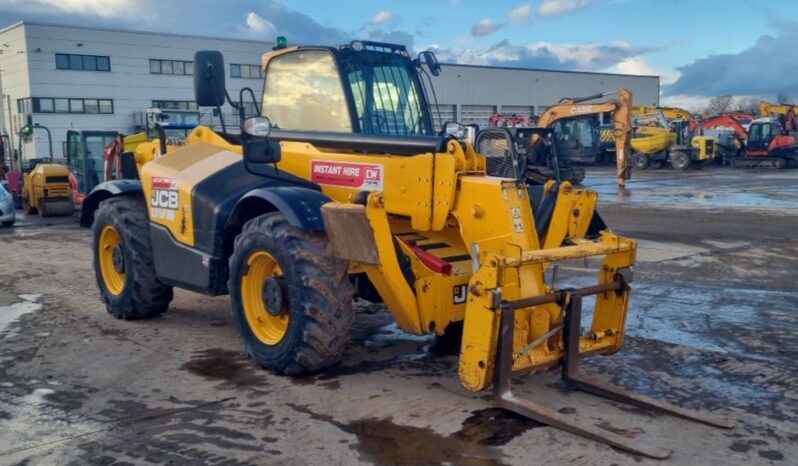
[339,52,433,136]
[748,122,772,145]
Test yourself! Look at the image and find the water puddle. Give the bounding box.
[182,348,267,386]
[288,403,521,466]
[0,294,42,338]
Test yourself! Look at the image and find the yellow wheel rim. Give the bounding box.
[240,251,289,345]
[99,225,126,295]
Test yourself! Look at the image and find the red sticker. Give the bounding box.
[311,160,384,190]
[152,176,177,189]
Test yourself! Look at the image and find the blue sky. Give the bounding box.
[2,0,797,108]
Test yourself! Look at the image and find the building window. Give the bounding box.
[18,97,114,114]
[55,53,111,71]
[152,100,198,111]
[150,59,193,75]
[230,63,263,79]
[239,101,259,117]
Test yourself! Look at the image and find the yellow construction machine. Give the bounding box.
[531,89,633,187]
[633,104,691,121]
[80,40,731,458]
[15,122,73,217]
[759,101,798,118]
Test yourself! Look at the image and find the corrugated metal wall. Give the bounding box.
[427,64,660,126]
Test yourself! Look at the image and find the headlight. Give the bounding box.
[243,116,272,137]
[0,189,10,202]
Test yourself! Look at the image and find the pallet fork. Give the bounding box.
[494,281,734,459]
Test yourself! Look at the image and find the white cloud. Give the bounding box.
[538,0,595,17]
[370,10,397,25]
[430,39,657,72]
[508,4,532,22]
[2,0,135,17]
[470,18,503,37]
[608,56,679,84]
[660,95,711,112]
[450,0,460,5]
[245,12,277,39]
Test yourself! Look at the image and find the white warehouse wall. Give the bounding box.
[0,22,271,158]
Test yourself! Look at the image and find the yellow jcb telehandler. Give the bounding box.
[80,40,732,458]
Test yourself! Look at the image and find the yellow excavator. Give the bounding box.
[80,40,732,458]
[633,104,691,121]
[475,89,633,187]
[759,101,798,118]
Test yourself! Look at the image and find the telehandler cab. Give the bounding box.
[81,40,731,458]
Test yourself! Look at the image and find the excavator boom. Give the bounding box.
[534,88,632,187]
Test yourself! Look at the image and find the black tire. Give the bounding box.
[22,195,35,215]
[670,151,691,170]
[1,220,13,227]
[631,153,649,170]
[92,196,173,319]
[571,168,586,185]
[228,212,354,375]
[38,202,47,217]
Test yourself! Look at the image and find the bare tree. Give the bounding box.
[733,96,760,115]
[776,93,791,104]
[707,95,733,114]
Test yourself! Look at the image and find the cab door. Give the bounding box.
[66,131,87,201]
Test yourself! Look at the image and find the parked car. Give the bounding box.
[0,180,15,226]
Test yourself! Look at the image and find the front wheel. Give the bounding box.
[670,151,691,170]
[631,153,649,170]
[92,196,173,319]
[228,213,354,375]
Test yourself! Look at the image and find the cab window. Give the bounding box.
[262,51,351,132]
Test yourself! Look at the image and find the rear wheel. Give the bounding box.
[670,151,691,170]
[229,212,354,375]
[92,196,173,319]
[631,153,649,170]
[22,195,35,215]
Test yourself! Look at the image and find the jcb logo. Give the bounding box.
[151,189,179,210]
[570,105,593,114]
[453,284,468,305]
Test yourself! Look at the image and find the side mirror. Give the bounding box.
[194,50,226,107]
[420,50,441,77]
[442,121,466,139]
[242,117,281,166]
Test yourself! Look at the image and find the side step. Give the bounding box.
[493,282,734,459]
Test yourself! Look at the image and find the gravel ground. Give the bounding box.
[1,165,796,466]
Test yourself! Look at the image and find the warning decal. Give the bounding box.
[311,160,384,190]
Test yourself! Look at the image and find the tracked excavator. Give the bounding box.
[477,89,632,186]
[80,39,732,458]
[697,115,798,168]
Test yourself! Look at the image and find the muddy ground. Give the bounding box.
[1,166,796,465]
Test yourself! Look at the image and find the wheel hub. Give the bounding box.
[112,244,125,273]
[262,276,286,316]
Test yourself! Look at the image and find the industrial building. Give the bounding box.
[0,21,659,158]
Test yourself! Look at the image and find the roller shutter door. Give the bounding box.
[461,105,496,126]
[431,104,456,131]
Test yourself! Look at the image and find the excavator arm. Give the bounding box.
[533,88,633,187]
[696,115,749,140]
